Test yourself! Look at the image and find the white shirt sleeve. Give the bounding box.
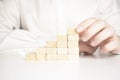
[0,0,45,53]
[95,0,120,36]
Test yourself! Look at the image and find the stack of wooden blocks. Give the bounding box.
[25,27,80,61]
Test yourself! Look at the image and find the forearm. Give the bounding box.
[0,29,45,50]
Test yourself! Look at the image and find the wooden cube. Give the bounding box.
[25,52,36,60]
[57,48,68,55]
[57,41,67,48]
[35,48,46,54]
[46,48,57,55]
[68,41,79,48]
[68,34,79,41]
[68,48,79,55]
[57,35,67,41]
[46,41,57,48]
[47,54,57,61]
[36,53,46,61]
[57,55,69,60]
[69,55,79,61]
[67,27,77,35]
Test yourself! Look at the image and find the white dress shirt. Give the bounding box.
[0,0,119,55]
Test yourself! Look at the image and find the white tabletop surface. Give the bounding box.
[0,53,120,80]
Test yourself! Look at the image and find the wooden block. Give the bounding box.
[68,41,79,48]
[46,48,57,55]
[57,41,67,48]
[67,27,77,35]
[69,55,79,61]
[57,55,69,60]
[57,35,67,41]
[35,48,46,54]
[46,41,57,48]
[68,35,79,41]
[57,48,68,55]
[36,53,46,61]
[47,54,57,61]
[25,52,36,60]
[68,48,79,55]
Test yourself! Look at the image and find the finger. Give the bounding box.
[90,27,115,47]
[79,40,97,55]
[76,17,97,33]
[100,38,118,53]
[81,21,108,41]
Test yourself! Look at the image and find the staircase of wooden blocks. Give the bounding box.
[25,27,80,61]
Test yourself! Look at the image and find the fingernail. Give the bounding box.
[91,42,96,46]
[76,26,83,32]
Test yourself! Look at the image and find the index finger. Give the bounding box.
[76,17,97,33]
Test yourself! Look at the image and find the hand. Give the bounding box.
[76,17,120,54]
[79,40,98,55]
